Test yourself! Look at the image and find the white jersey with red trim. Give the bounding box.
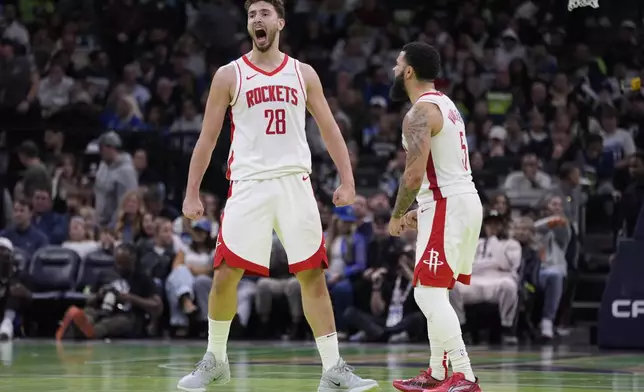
[402,91,477,205]
[226,54,310,180]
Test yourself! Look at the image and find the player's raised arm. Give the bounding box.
[300,63,355,206]
[389,102,440,236]
[183,65,235,219]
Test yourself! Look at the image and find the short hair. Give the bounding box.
[14,198,31,210]
[402,42,440,82]
[17,140,39,158]
[559,162,579,180]
[244,0,285,18]
[115,242,137,258]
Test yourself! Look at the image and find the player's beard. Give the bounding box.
[254,29,277,53]
[389,72,408,102]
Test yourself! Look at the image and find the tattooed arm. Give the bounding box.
[391,102,442,220]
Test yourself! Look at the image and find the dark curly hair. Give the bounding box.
[244,0,285,18]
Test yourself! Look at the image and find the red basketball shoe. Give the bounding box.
[393,368,445,392]
[422,373,481,392]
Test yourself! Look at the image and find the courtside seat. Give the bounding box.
[65,251,115,300]
[28,246,81,300]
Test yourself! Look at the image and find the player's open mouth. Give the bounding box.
[255,28,267,44]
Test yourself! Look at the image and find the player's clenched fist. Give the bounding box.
[402,209,418,230]
[333,184,356,206]
[182,195,204,220]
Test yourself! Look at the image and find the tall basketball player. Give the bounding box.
[387,42,483,392]
[178,1,378,392]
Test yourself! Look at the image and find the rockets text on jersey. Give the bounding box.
[402,91,477,205]
[226,54,312,181]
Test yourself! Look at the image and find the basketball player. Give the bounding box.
[177,1,378,392]
[387,42,483,392]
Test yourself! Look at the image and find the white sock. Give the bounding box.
[315,332,340,371]
[429,333,447,381]
[207,318,231,362]
[415,286,475,383]
[444,334,475,382]
[2,310,16,324]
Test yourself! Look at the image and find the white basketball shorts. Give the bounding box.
[214,173,327,276]
[413,192,483,289]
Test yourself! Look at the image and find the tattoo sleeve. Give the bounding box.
[391,105,430,219]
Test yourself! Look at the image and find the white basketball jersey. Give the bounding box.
[402,91,477,205]
[226,54,311,180]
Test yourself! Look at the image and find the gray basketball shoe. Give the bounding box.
[318,358,379,392]
[177,352,231,392]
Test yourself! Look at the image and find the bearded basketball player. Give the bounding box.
[387,42,483,392]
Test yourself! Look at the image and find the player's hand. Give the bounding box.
[182,195,204,220]
[402,210,418,230]
[332,183,355,206]
[388,217,404,237]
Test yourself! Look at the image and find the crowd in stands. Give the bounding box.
[1,0,644,344]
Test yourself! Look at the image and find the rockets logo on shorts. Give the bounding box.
[422,249,444,275]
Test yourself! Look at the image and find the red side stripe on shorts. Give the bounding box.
[225,112,235,180]
[412,199,453,288]
[425,152,443,200]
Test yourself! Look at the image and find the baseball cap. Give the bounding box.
[484,209,504,222]
[489,126,507,141]
[334,206,356,222]
[369,96,388,109]
[17,140,39,157]
[192,218,212,233]
[0,238,14,253]
[98,131,123,149]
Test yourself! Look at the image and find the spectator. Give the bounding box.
[165,219,215,336]
[601,106,636,169]
[344,247,423,343]
[51,153,82,213]
[503,153,552,193]
[132,149,162,187]
[255,233,303,340]
[534,195,571,339]
[618,153,644,237]
[16,141,51,200]
[0,38,40,129]
[551,162,584,230]
[0,237,32,341]
[450,211,522,344]
[143,186,179,221]
[101,93,146,131]
[170,99,203,132]
[138,217,180,282]
[62,216,99,259]
[119,63,151,109]
[56,243,162,340]
[94,131,138,228]
[31,188,68,245]
[1,5,29,48]
[326,206,367,335]
[37,63,75,117]
[0,199,48,258]
[113,190,144,243]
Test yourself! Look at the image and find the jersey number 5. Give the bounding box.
[459,131,469,171]
[265,109,286,135]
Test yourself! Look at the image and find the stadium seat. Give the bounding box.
[67,251,116,300]
[28,246,81,299]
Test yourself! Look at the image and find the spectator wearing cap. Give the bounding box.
[0,199,48,258]
[495,28,526,70]
[165,218,216,335]
[488,126,508,158]
[94,131,138,228]
[450,210,522,345]
[0,237,32,341]
[326,206,367,336]
[16,141,51,200]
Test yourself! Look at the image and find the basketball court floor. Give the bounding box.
[0,340,642,391]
